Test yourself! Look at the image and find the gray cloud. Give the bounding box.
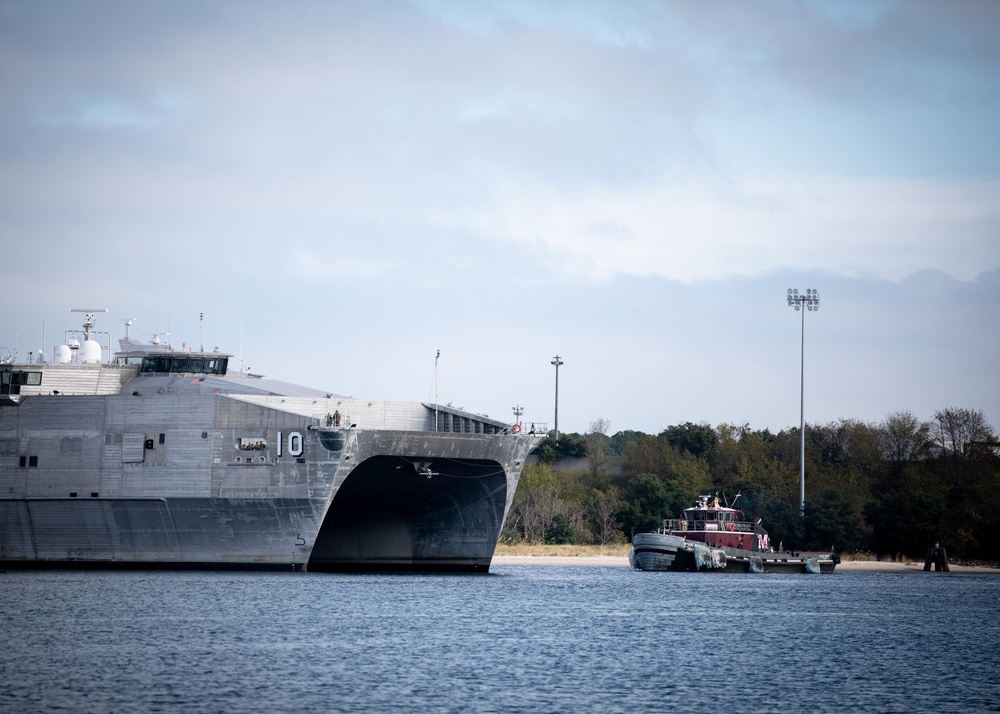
[1,0,997,435]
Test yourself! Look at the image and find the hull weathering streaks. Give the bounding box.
[0,310,543,572]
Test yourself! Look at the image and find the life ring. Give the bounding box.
[511,424,521,433]
[728,523,735,532]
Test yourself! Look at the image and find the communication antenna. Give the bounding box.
[434,350,440,432]
[239,290,245,373]
[199,312,204,352]
[122,318,138,340]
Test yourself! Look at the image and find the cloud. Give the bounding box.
[454,174,1000,283]
[0,1,997,436]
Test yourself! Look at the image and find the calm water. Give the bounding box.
[1,566,998,713]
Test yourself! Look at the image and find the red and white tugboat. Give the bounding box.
[629,494,838,573]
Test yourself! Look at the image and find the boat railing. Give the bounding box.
[512,422,547,435]
[310,413,352,429]
[663,518,756,534]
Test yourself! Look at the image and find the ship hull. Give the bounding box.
[1,387,538,572]
[630,532,838,574]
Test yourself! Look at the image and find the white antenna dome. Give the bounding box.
[55,344,72,364]
[80,339,101,364]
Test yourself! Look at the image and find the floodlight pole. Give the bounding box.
[551,355,563,443]
[787,288,820,517]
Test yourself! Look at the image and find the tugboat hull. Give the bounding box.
[630,533,838,574]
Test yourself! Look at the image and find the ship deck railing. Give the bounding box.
[304,412,548,436]
[663,518,756,534]
[310,413,354,429]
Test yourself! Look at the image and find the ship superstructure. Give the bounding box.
[0,311,542,572]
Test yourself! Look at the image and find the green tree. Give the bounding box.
[802,489,864,553]
[508,464,564,542]
[661,422,718,459]
[583,418,611,479]
[710,424,786,496]
[533,432,586,463]
[622,435,711,496]
[587,486,624,545]
[511,406,998,556]
[878,411,933,462]
[864,489,948,559]
[618,473,695,538]
[735,490,804,550]
[607,430,647,456]
[929,408,1000,558]
[544,513,575,544]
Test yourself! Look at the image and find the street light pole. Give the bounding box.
[550,355,563,443]
[787,288,820,517]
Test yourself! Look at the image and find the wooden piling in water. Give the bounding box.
[923,542,950,572]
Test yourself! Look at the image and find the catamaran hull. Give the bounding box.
[1,393,537,572]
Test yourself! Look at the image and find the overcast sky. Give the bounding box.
[2,0,998,436]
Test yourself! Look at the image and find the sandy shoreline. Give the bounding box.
[491,555,1000,572]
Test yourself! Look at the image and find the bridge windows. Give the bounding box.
[138,355,229,376]
[1,369,42,394]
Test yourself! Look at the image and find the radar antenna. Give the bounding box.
[70,307,108,340]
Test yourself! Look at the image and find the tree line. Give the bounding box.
[501,408,1000,561]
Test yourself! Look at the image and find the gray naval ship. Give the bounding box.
[0,310,543,572]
